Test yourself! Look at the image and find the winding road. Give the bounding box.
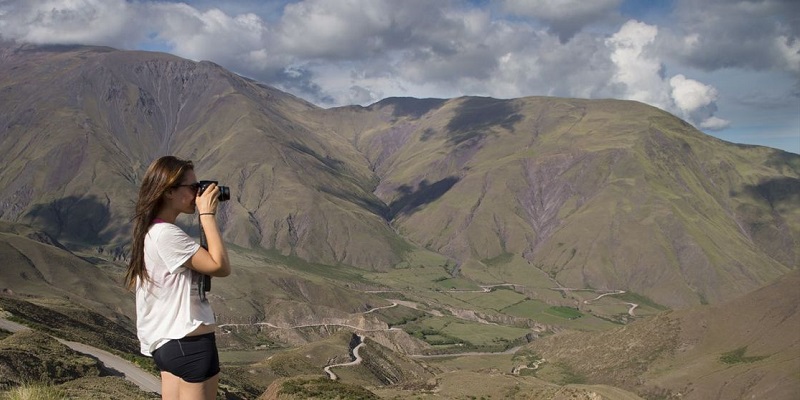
[512,357,546,375]
[323,334,365,380]
[2,281,638,392]
[0,318,161,395]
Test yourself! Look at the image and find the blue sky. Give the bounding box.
[1,0,798,153]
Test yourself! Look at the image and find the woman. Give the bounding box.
[125,156,231,400]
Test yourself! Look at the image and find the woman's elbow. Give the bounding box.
[212,263,231,277]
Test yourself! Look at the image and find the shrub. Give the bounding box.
[720,347,767,364]
[2,384,64,400]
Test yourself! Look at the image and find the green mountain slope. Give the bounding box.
[0,44,401,269]
[0,44,797,310]
[309,96,799,307]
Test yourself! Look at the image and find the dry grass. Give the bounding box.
[1,385,64,400]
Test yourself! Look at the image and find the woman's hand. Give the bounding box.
[188,181,230,277]
[196,182,219,215]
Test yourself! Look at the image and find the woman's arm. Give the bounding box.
[186,183,231,277]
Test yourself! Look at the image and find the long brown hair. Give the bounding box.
[125,156,194,291]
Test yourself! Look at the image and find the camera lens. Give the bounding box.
[198,180,230,201]
[218,186,230,202]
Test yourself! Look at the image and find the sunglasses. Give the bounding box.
[174,182,201,192]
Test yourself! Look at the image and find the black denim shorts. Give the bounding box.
[152,332,220,383]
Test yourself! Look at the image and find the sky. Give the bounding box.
[0,0,798,154]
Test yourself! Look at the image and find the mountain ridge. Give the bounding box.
[0,43,797,309]
[308,95,799,307]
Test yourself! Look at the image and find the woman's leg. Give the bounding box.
[178,373,219,400]
[160,371,182,400]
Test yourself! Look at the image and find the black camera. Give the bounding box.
[198,180,230,201]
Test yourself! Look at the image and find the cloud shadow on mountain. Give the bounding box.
[388,177,460,219]
[446,97,523,145]
[745,177,800,209]
[24,195,113,244]
[371,97,448,119]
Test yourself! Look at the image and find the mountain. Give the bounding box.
[1,43,798,311]
[0,43,399,270]
[526,268,800,399]
[1,43,799,399]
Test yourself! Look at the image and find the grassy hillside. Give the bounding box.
[526,269,800,399]
[0,44,404,270]
[312,96,799,307]
[2,45,798,309]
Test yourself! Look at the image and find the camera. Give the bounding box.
[196,180,230,297]
[198,180,231,201]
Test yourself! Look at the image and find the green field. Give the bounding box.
[547,306,583,319]
[434,277,481,290]
[446,287,528,311]
[403,315,530,350]
[502,299,617,330]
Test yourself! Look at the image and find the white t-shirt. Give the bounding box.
[136,221,215,356]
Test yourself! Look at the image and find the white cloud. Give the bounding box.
[146,4,269,67]
[668,75,730,130]
[0,0,141,47]
[664,0,800,73]
[669,74,718,112]
[605,21,730,130]
[699,116,731,131]
[502,0,622,41]
[775,35,800,73]
[276,0,392,59]
[0,0,796,152]
[606,20,671,108]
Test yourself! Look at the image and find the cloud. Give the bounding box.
[663,0,800,73]
[0,0,795,152]
[699,116,731,131]
[145,3,271,68]
[0,0,142,47]
[606,20,671,108]
[670,74,718,111]
[775,34,800,73]
[502,0,622,42]
[606,20,729,130]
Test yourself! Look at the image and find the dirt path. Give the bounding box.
[363,302,397,314]
[387,299,444,317]
[58,339,161,395]
[410,346,522,359]
[512,358,546,375]
[0,318,161,395]
[584,290,626,303]
[324,334,365,380]
[0,317,29,333]
[551,287,638,317]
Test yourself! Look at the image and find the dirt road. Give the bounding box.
[0,317,161,395]
[324,334,365,380]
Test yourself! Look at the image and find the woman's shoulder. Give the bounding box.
[148,221,188,238]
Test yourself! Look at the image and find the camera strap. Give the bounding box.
[197,214,211,302]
